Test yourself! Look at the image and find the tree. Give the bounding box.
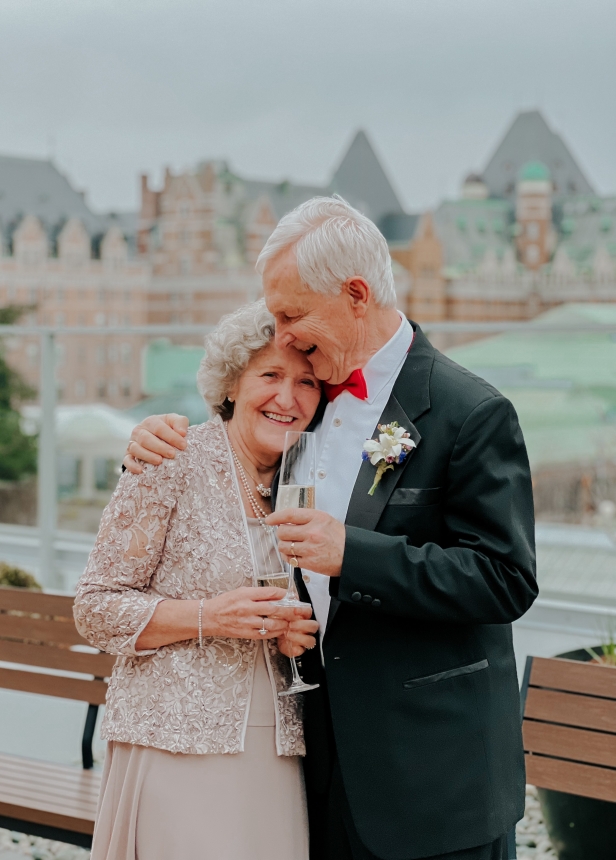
[0,304,38,481]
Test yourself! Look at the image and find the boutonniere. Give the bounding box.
[362,422,416,496]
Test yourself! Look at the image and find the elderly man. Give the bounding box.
[125,197,537,860]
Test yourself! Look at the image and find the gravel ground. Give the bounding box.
[516,786,558,859]
[0,785,557,859]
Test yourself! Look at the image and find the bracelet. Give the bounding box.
[198,598,204,649]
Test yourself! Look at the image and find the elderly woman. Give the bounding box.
[74,300,321,860]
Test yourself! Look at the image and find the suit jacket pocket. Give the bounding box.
[389,487,443,506]
[403,658,489,690]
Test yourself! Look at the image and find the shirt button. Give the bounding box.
[317,469,326,479]
[302,573,311,583]
[333,418,342,427]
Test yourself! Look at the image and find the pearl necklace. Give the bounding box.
[228,441,271,523]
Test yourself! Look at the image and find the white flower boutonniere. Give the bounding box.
[362,421,416,496]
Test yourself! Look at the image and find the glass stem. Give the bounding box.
[290,657,303,685]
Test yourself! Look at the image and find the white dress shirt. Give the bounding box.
[304,314,414,637]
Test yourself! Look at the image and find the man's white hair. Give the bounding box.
[255,196,396,308]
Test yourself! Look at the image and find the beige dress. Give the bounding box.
[90,520,308,860]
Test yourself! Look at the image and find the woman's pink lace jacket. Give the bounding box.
[74,416,304,756]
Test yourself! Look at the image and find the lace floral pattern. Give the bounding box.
[74,416,304,756]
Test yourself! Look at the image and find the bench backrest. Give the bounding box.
[522,655,616,802]
[0,587,115,705]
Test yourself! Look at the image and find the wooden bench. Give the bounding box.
[521,655,616,802]
[0,586,116,848]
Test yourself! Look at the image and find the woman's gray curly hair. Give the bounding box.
[197,299,275,421]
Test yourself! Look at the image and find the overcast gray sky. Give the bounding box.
[1,0,614,213]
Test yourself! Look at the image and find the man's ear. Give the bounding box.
[344,277,371,317]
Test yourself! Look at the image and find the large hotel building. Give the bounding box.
[0,109,614,406]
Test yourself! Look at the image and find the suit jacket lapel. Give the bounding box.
[325,323,435,635]
[344,323,434,532]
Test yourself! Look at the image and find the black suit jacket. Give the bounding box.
[298,323,537,860]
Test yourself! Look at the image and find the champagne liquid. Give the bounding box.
[257,574,290,590]
[276,485,315,511]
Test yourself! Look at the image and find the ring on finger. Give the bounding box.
[259,618,268,636]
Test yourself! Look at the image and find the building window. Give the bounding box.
[108,380,117,397]
[77,345,87,363]
[97,380,106,398]
[526,245,540,265]
[121,378,132,397]
[29,287,38,304]
[57,381,65,401]
[75,379,86,399]
[78,314,87,326]
[108,344,118,363]
[98,288,105,303]
[97,346,106,366]
[55,343,65,366]
[95,312,106,326]
[57,288,64,303]
[123,314,131,325]
[526,222,540,240]
[180,255,192,275]
[124,289,131,303]
[121,343,133,364]
[56,312,65,326]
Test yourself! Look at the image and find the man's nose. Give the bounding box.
[275,326,294,349]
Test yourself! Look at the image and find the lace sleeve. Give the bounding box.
[74,460,184,655]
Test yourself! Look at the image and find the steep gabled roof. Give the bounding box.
[0,154,102,234]
[482,111,594,200]
[329,130,404,225]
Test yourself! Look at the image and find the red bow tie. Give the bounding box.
[323,369,368,402]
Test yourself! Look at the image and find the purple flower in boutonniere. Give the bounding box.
[362,421,416,496]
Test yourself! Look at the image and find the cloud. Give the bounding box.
[0,0,614,211]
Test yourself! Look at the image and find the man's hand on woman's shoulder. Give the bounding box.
[124,413,190,474]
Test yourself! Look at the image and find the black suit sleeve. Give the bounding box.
[337,395,537,624]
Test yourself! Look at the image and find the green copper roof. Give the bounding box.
[518,161,551,182]
[445,304,616,469]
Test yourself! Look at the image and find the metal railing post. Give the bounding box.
[37,329,59,589]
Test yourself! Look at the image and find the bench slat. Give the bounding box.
[0,799,96,835]
[530,656,616,700]
[0,753,100,836]
[525,753,616,803]
[0,588,74,617]
[0,753,99,787]
[525,687,616,734]
[0,667,107,704]
[0,639,115,676]
[523,719,616,768]
[0,613,88,646]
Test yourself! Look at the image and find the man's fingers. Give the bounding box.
[265,508,315,527]
[167,413,189,436]
[122,454,143,475]
[137,416,188,452]
[248,587,289,602]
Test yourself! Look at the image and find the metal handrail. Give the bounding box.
[2,318,616,587]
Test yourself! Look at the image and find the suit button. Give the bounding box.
[372,598,381,607]
[351,591,362,602]
[362,594,372,603]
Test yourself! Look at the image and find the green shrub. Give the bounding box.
[0,561,41,590]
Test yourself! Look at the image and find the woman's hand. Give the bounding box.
[135,587,313,651]
[203,587,311,640]
[277,617,320,658]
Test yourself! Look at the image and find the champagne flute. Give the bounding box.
[273,430,320,696]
